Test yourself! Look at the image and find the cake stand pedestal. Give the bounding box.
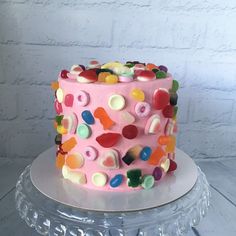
[15,148,210,236]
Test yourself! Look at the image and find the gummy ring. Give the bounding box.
[135,102,151,117]
[77,90,90,107]
[84,146,98,161]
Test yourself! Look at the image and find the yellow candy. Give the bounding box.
[101,62,123,69]
[130,88,145,102]
[57,125,67,134]
[165,136,176,153]
[98,72,111,82]
[105,74,118,84]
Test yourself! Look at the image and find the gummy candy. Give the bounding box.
[105,74,118,84]
[82,110,95,125]
[94,107,115,130]
[171,80,179,92]
[158,135,172,145]
[113,66,132,75]
[170,93,178,106]
[56,88,64,103]
[77,69,98,83]
[101,62,123,69]
[64,94,74,107]
[84,146,98,161]
[152,167,162,181]
[165,136,176,153]
[136,70,156,81]
[108,94,126,110]
[110,174,123,188]
[88,60,100,69]
[122,125,138,139]
[146,63,159,71]
[92,172,108,187]
[122,145,142,165]
[148,146,166,166]
[66,153,84,169]
[152,89,170,110]
[127,169,142,188]
[61,114,77,134]
[135,102,151,117]
[133,63,145,71]
[62,165,86,184]
[61,137,77,153]
[168,159,177,172]
[55,115,64,125]
[54,100,63,114]
[130,88,145,102]
[98,72,111,82]
[156,70,167,79]
[141,175,155,189]
[60,69,69,79]
[99,149,120,169]
[70,65,84,75]
[55,134,62,145]
[77,124,91,139]
[96,133,121,148]
[57,125,67,134]
[77,90,90,107]
[159,65,168,73]
[163,105,174,118]
[118,74,134,83]
[120,111,135,125]
[51,81,59,90]
[56,153,65,169]
[160,158,170,172]
[164,119,175,136]
[145,114,161,134]
[140,146,152,161]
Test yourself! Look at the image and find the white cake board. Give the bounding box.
[30,147,198,212]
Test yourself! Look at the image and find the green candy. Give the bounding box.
[152,68,159,73]
[55,115,64,125]
[127,169,142,188]
[77,124,91,139]
[125,63,135,68]
[141,175,155,189]
[172,80,179,92]
[174,106,178,117]
[156,70,167,79]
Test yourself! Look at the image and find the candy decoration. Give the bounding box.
[170,93,178,106]
[84,146,98,161]
[99,149,120,169]
[66,153,84,169]
[152,167,162,181]
[171,80,179,92]
[165,119,175,136]
[105,74,119,84]
[92,172,108,187]
[96,68,114,74]
[77,90,90,107]
[133,63,145,72]
[55,115,64,125]
[51,81,59,90]
[145,114,161,134]
[62,165,86,184]
[160,158,170,172]
[113,65,132,75]
[135,102,151,117]
[156,71,167,79]
[152,89,170,110]
[77,124,91,139]
[127,169,142,188]
[56,125,67,134]
[159,65,168,73]
[122,145,142,165]
[88,60,100,69]
[61,113,77,134]
[96,133,121,148]
[110,174,124,188]
[77,69,98,83]
[82,110,95,125]
[56,88,64,103]
[54,100,63,114]
[140,146,152,161]
[108,94,126,110]
[122,125,138,139]
[98,72,111,82]
[94,107,115,130]
[163,105,174,118]
[148,147,166,166]
[158,135,172,145]
[64,94,74,107]
[136,70,156,82]
[70,65,84,75]
[101,62,123,70]
[55,134,62,145]
[118,74,133,83]
[168,152,175,160]
[168,159,177,172]
[165,136,176,153]
[141,175,155,189]
[130,88,145,102]
[120,111,135,125]
[60,69,69,79]
[61,137,77,153]
[146,63,159,71]
[56,153,65,169]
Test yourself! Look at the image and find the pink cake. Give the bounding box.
[52,61,179,191]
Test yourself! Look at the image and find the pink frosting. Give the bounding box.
[58,77,173,191]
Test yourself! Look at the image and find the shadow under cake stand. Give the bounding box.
[15,148,210,236]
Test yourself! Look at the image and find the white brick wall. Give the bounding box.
[0,0,235,159]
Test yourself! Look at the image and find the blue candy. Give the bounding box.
[140,146,152,161]
[81,110,95,125]
[110,174,123,188]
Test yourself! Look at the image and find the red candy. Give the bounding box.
[60,70,69,79]
[168,159,177,172]
[122,125,138,139]
[77,69,98,83]
[64,94,74,107]
[136,70,156,82]
[163,105,174,118]
[153,89,170,110]
[54,99,63,114]
[96,133,121,148]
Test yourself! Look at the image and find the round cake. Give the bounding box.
[51,61,179,191]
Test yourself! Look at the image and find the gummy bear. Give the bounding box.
[94,107,115,130]
[127,169,142,188]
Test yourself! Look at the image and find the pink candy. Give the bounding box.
[64,94,74,107]
[135,102,151,117]
[77,90,90,107]
[84,146,98,161]
[54,99,63,114]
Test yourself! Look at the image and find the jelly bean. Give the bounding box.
[60,69,69,79]
[165,136,176,153]
[160,158,170,172]
[77,90,90,107]
[82,110,95,125]
[156,71,167,79]
[51,81,59,90]
[55,134,62,145]
[170,93,178,106]
[140,146,152,161]
[94,107,115,130]
[130,88,145,102]
[62,165,87,184]
[146,63,159,71]
[54,99,63,114]
[77,124,91,139]
[110,174,124,188]
[127,169,142,188]
[105,74,119,84]
[84,146,98,161]
[122,145,142,165]
[96,133,121,148]
[88,60,100,69]
[55,115,64,125]
[120,111,135,125]
[152,89,170,110]
[56,153,65,169]
[57,125,67,134]
[141,175,155,189]
[171,80,179,92]
[148,147,166,166]
[98,72,111,82]
[122,125,138,139]
[136,70,156,82]
[152,167,162,181]
[56,88,64,103]
[99,149,120,169]
[108,94,126,110]
[70,65,84,75]
[92,172,108,187]
[145,114,161,134]
[135,102,151,117]
[164,119,175,136]
[66,153,84,169]
[163,105,174,118]
[118,74,134,83]
[77,69,98,83]
[64,94,74,107]
[168,159,177,172]
[61,137,77,153]
[159,65,168,73]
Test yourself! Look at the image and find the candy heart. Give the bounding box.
[99,149,119,169]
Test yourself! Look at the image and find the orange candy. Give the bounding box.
[61,137,77,153]
[66,153,84,169]
[148,146,166,166]
[165,136,176,153]
[158,135,172,145]
[98,72,111,82]
[146,63,159,71]
[51,81,59,90]
[94,107,115,130]
[56,153,65,169]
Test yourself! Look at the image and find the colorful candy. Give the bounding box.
[152,167,162,181]
[56,125,67,135]
[77,90,90,107]
[108,94,126,110]
[165,136,176,153]
[146,63,159,71]
[64,94,74,107]
[99,149,120,169]
[54,100,63,114]
[56,153,65,169]
[88,60,100,69]
[171,80,179,92]
[141,175,155,189]
[122,125,138,139]
[62,165,86,184]
[94,107,115,130]
[170,93,178,106]
[156,71,167,79]
[160,158,170,172]
[136,70,156,82]
[84,146,98,161]
[140,146,152,161]
[82,110,95,125]
[96,133,121,148]
[70,65,84,75]
[110,174,124,188]
[135,102,151,117]
[130,88,145,102]
[168,159,177,172]
[92,172,108,187]
[51,81,59,90]
[152,89,170,110]
[127,169,142,188]
[56,88,64,103]
[118,74,133,83]
[148,146,166,166]
[77,69,98,83]
[145,114,161,134]
[61,113,77,133]
[77,124,91,139]
[163,105,174,118]
[165,119,175,136]
[66,153,84,169]
[98,72,111,82]
[61,137,77,153]
[120,111,135,125]
[60,70,69,79]
[105,74,119,84]
[122,145,142,165]
[55,134,62,145]
[159,65,168,73]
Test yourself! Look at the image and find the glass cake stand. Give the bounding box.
[15,161,210,236]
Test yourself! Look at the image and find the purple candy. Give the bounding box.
[159,65,168,73]
[152,167,162,181]
[79,64,86,70]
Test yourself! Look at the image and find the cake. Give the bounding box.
[51,61,179,191]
